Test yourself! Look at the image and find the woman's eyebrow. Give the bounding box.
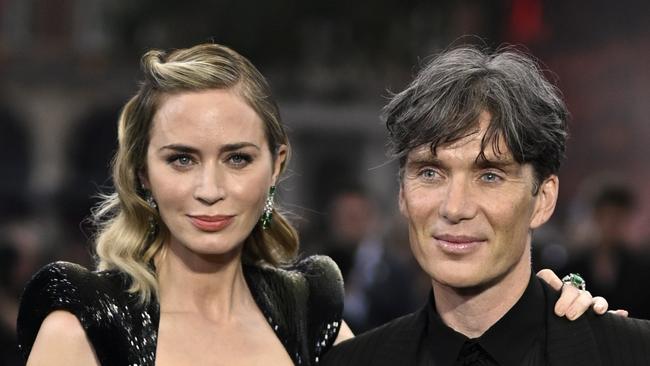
[219,142,261,153]
[159,142,261,154]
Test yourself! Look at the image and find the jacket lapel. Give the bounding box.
[541,280,602,366]
[373,280,604,366]
[371,307,428,366]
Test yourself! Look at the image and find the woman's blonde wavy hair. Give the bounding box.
[93,43,298,304]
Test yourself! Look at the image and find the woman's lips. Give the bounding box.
[434,234,487,254]
[188,215,234,232]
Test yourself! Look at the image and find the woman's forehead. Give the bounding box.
[149,89,266,149]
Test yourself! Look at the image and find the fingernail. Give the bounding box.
[595,304,605,312]
[567,311,576,320]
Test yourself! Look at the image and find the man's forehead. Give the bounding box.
[406,140,516,164]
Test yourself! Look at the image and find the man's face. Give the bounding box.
[399,111,558,289]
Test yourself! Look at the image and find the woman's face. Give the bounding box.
[141,89,286,260]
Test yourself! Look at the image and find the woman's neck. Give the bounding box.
[155,240,254,322]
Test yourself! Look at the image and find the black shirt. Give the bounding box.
[423,274,547,365]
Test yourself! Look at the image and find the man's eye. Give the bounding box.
[419,168,438,180]
[481,172,501,182]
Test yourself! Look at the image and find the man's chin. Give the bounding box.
[437,278,483,291]
[432,270,509,296]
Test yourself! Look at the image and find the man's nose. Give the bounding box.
[438,178,477,223]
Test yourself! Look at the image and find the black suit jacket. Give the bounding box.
[322,279,650,365]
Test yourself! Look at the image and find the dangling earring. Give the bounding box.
[260,185,276,230]
[142,185,158,236]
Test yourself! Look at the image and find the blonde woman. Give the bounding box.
[17,43,610,366]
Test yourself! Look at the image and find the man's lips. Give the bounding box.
[433,234,487,254]
[434,234,486,243]
[187,215,234,232]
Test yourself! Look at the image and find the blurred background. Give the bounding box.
[1,0,649,362]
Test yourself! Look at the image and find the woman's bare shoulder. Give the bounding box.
[26,311,99,366]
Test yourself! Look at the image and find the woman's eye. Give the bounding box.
[227,153,252,167]
[177,156,192,165]
[167,154,195,167]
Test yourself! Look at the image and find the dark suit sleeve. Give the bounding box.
[321,311,424,366]
[321,327,382,366]
[590,313,650,365]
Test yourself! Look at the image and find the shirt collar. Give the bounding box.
[426,291,467,366]
[426,272,546,365]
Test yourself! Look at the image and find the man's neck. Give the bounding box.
[432,257,532,338]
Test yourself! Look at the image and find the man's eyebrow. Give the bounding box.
[158,142,261,154]
[406,155,444,167]
[474,156,517,170]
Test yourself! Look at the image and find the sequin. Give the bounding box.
[17,256,344,365]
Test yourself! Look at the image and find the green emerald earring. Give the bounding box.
[260,185,276,229]
[141,184,158,237]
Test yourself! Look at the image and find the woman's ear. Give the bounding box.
[271,145,288,185]
[138,168,150,190]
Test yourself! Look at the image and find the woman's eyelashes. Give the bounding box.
[225,152,253,168]
[165,152,254,170]
[166,153,196,168]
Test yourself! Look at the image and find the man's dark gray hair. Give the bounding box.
[383,46,568,190]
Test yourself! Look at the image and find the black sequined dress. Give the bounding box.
[17,256,344,365]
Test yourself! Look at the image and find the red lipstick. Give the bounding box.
[188,215,234,232]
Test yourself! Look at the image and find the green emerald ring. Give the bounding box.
[562,273,586,291]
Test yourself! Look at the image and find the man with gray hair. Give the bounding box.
[323,47,650,365]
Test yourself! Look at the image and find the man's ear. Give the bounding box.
[271,145,288,185]
[398,184,407,218]
[531,175,559,229]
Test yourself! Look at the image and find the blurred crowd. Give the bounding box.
[2,1,650,364]
[0,104,108,364]
[2,106,650,362]
[534,177,650,319]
